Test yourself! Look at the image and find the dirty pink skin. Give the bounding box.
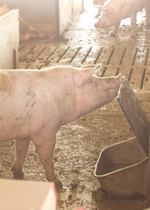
[0,62,123,188]
[0,4,48,42]
[94,0,150,37]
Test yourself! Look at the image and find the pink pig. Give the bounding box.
[0,62,123,188]
[94,0,150,37]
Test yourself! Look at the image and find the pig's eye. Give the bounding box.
[90,80,93,83]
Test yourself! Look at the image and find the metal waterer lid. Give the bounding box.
[117,76,149,155]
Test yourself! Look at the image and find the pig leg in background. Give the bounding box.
[19,33,48,42]
[95,9,101,18]
[32,135,62,189]
[19,17,49,42]
[146,0,150,26]
[130,13,137,38]
[111,21,121,36]
[11,138,30,179]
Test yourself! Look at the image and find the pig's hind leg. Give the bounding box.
[130,13,137,38]
[32,135,62,189]
[11,138,30,179]
[146,0,150,26]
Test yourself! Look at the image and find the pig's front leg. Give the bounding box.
[130,13,137,38]
[95,9,101,18]
[111,21,120,36]
[32,134,62,189]
[11,138,30,179]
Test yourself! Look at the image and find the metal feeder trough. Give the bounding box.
[95,77,150,199]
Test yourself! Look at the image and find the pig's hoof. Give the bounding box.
[95,14,100,18]
[131,34,136,38]
[11,168,24,179]
[55,179,63,191]
[110,33,116,37]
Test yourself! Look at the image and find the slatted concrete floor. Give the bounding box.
[19,44,150,91]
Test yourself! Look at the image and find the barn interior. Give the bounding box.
[0,0,150,209]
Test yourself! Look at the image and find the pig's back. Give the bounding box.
[108,0,147,18]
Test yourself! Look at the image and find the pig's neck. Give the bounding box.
[71,88,95,121]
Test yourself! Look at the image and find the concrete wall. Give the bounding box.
[56,0,83,36]
[0,10,19,69]
[72,0,84,18]
[0,0,55,21]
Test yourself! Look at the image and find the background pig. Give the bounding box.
[0,4,49,42]
[94,0,150,37]
[0,62,123,188]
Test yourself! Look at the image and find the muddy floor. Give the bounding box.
[1,1,150,209]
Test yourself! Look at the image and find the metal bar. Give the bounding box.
[25,64,30,69]
[46,46,58,60]
[140,68,146,90]
[94,47,103,64]
[26,45,36,56]
[81,47,92,64]
[132,48,138,66]
[13,49,16,69]
[19,45,25,51]
[106,47,115,65]
[119,47,126,65]
[56,46,70,63]
[128,68,133,81]
[69,47,81,63]
[116,67,120,76]
[145,48,149,66]
[36,46,47,59]
[101,67,107,77]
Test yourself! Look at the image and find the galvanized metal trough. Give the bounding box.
[95,77,150,200]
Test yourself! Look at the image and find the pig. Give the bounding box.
[94,0,150,37]
[0,62,123,189]
[0,4,49,42]
[93,0,108,18]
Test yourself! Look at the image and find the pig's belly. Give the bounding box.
[0,119,29,142]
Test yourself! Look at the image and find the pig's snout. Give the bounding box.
[113,73,123,89]
[117,73,123,85]
[94,19,103,28]
[104,73,123,92]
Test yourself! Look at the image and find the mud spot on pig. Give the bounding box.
[0,71,14,95]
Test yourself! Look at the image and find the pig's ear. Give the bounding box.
[93,3,104,10]
[81,60,93,68]
[73,68,96,87]
[105,6,115,16]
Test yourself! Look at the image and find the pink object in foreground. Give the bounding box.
[0,179,57,210]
